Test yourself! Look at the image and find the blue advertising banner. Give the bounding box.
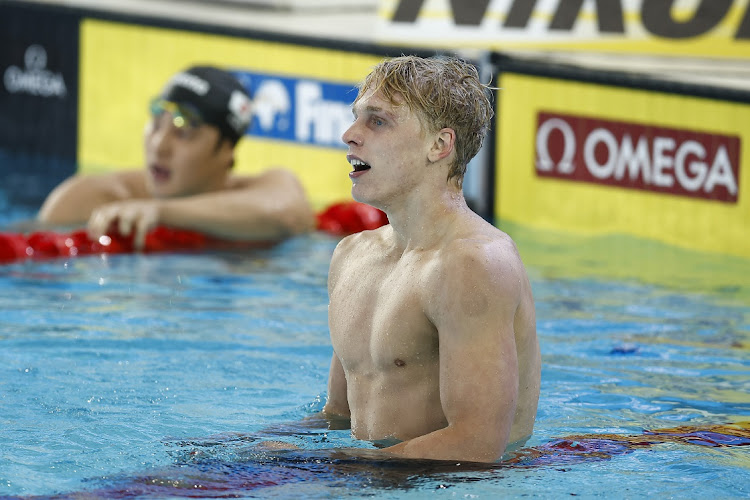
[234,70,356,149]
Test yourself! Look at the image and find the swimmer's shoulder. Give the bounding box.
[111,169,149,198]
[328,225,391,290]
[330,224,392,269]
[447,215,521,261]
[335,223,392,254]
[50,169,145,202]
[37,169,146,224]
[63,169,146,198]
[436,220,528,293]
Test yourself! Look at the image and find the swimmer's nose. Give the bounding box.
[146,121,173,157]
[342,120,362,147]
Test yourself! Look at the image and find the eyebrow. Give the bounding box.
[353,104,397,121]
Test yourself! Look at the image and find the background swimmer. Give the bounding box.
[37,65,315,249]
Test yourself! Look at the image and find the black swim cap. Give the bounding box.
[159,66,252,144]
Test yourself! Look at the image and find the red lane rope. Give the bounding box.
[315,200,388,236]
[0,201,388,264]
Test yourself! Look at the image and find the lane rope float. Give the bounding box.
[0,201,388,264]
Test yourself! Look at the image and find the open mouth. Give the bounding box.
[150,164,171,183]
[350,158,371,172]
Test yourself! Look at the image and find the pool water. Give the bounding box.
[1,214,749,498]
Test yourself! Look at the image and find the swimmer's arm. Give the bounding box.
[322,353,351,419]
[322,239,352,420]
[155,168,315,241]
[83,168,315,249]
[37,170,142,226]
[383,244,522,463]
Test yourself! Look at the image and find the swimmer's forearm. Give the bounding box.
[381,426,504,463]
[158,194,312,241]
[254,412,350,438]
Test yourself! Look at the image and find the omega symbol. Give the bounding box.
[535,117,576,174]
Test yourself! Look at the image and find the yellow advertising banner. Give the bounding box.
[494,72,749,258]
[377,0,750,59]
[78,19,386,210]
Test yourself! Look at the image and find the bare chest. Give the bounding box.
[329,257,438,373]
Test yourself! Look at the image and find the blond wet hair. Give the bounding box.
[355,55,494,188]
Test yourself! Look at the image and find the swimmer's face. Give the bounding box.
[144,99,234,198]
[341,89,433,209]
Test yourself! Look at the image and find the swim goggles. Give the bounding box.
[149,98,205,130]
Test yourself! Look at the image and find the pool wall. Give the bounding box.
[2,0,749,258]
[0,3,80,208]
[0,0,435,213]
[74,17,411,212]
[492,56,750,259]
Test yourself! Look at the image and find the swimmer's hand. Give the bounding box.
[252,440,301,451]
[87,199,161,250]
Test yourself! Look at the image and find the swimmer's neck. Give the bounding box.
[383,190,473,251]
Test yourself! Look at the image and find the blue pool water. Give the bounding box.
[1,212,749,498]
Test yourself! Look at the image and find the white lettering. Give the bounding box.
[704,145,738,195]
[674,140,707,192]
[535,113,739,200]
[535,117,576,173]
[652,137,675,188]
[3,45,66,98]
[170,73,209,96]
[296,81,351,147]
[614,134,652,184]
[584,128,618,179]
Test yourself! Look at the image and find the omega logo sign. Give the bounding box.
[3,44,67,98]
[535,112,741,203]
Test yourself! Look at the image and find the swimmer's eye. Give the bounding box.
[361,114,387,129]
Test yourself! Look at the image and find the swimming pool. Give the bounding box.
[1,212,748,498]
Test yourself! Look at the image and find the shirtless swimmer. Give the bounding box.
[322,55,541,463]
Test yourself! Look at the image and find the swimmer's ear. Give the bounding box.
[218,138,236,169]
[428,127,456,163]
